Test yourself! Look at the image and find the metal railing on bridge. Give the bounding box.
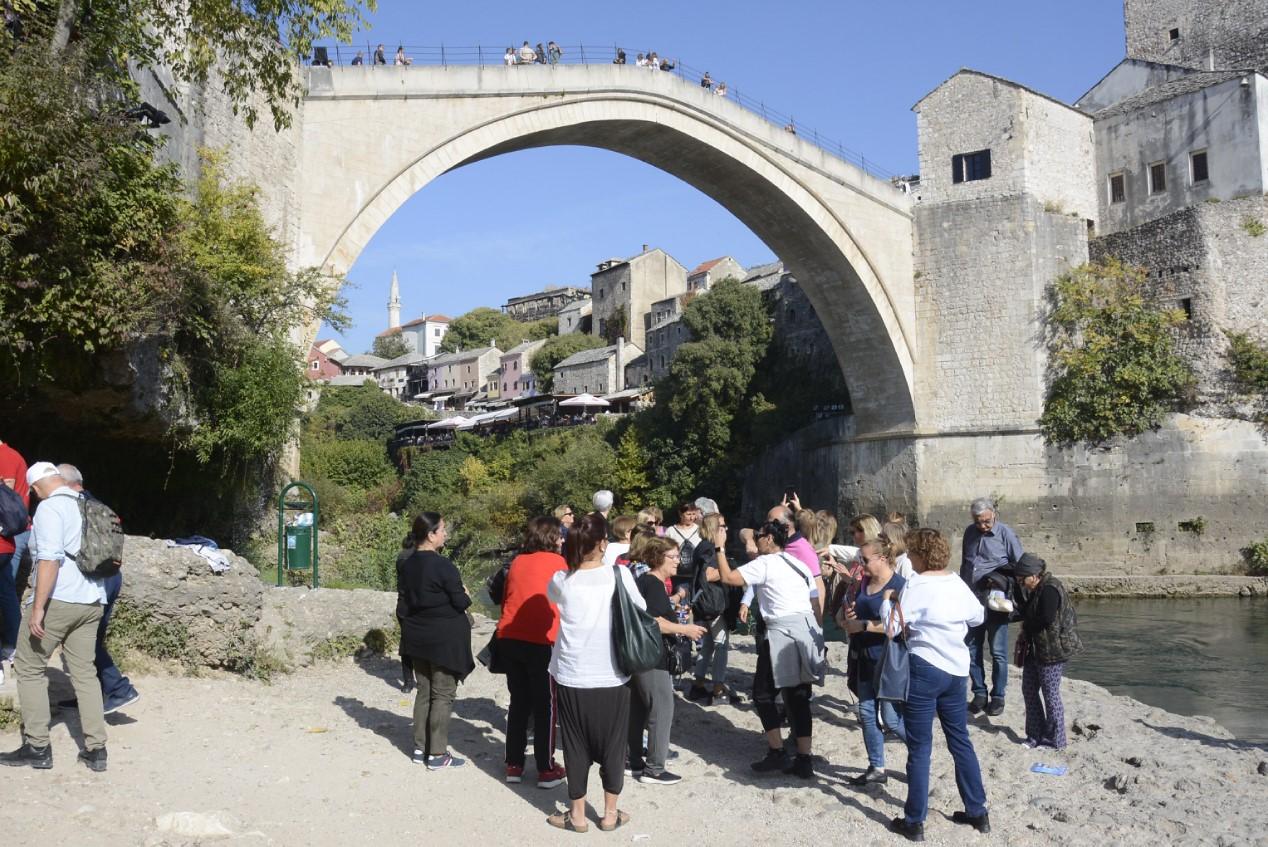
[310,43,895,181]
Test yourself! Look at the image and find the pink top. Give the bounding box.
[785,535,821,578]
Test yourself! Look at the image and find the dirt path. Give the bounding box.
[2,625,1264,846]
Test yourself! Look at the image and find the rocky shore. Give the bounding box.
[3,612,1264,846]
[1062,573,1268,597]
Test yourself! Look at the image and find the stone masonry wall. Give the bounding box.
[916,73,1027,205]
[1124,0,1268,73]
[914,196,1090,431]
[1091,193,1268,418]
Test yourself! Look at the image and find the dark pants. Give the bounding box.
[752,637,812,739]
[1022,658,1067,748]
[96,571,135,703]
[501,638,556,771]
[412,657,459,755]
[556,682,629,801]
[0,551,18,655]
[966,611,1010,700]
[902,655,988,825]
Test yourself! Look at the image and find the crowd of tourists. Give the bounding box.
[0,429,1082,839]
[390,485,1082,839]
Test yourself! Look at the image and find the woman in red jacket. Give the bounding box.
[497,516,569,788]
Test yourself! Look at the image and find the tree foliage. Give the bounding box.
[371,333,409,359]
[1040,260,1193,445]
[1226,331,1268,422]
[530,333,606,392]
[439,307,555,354]
[303,382,415,442]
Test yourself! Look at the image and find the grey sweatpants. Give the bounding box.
[627,668,675,774]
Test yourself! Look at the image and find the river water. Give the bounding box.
[1068,597,1268,744]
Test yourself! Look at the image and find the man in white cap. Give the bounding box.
[0,461,108,772]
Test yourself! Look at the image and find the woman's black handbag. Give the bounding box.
[874,600,910,702]
[476,633,506,674]
[610,566,665,675]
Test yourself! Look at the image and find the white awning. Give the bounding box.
[559,392,610,408]
[426,415,468,430]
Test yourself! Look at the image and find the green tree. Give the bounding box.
[602,306,628,344]
[1225,331,1268,422]
[371,333,409,359]
[611,425,651,510]
[1040,260,1193,445]
[304,382,415,442]
[439,307,555,353]
[530,333,606,392]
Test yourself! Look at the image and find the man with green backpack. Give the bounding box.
[0,461,119,773]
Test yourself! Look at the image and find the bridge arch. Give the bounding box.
[297,66,916,434]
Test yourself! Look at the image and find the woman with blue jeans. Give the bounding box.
[887,528,990,843]
[840,538,906,785]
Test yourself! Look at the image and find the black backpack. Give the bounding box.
[690,541,729,620]
[0,484,27,539]
[674,527,700,581]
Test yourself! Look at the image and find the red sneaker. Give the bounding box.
[537,762,566,789]
[505,764,524,784]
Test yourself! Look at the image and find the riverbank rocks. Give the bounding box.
[254,585,397,668]
[118,536,264,668]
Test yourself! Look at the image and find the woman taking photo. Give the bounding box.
[497,516,568,788]
[546,514,645,832]
[839,538,907,785]
[628,537,706,784]
[888,528,989,842]
[397,512,474,770]
[686,513,740,706]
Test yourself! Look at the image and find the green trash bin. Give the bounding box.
[285,525,313,571]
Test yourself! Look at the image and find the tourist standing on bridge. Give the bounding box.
[498,516,568,788]
[373,43,386,65]
[547,41,561,64]
[960,498,1024,717]
[394,46,411,66]
[547,514,643,832]
[700,71,714,90]
[519,41,536,64]
[889,528,990,842]
[350,50,364,66]
[398,512,473,770]
[613,48,626,65]
[504,47,516,66]
[535,43,547,64]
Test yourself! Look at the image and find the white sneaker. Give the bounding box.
[986,590,1014,613]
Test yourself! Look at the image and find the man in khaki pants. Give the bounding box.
[0,462,108,771]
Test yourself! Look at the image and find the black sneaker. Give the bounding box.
[624,759,645,776]
[0,742,52,769]
[951,810,991,834]
[890,817,925,842]
[750,747,790,773]
[78,747,108,772]
[849,765,888,786]
[104,689,141,715]
[783,753,814,780]
[968,695,987,715]
[637,769,683,785]
[985,697,1005,717]
[685,683,709,701]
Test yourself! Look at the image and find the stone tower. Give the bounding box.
[387,271,401,329]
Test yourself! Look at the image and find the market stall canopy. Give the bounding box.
[426,416,469,430]
[558,393,610,408]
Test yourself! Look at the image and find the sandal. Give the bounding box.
[546,813,589,833]
[598,810,630,832]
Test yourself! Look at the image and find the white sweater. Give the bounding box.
[884,572,984,677]
[547,565,645,688]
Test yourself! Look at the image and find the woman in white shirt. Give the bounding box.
[716,520,823,779]
[546,514,645,833]
[886,528,989,842]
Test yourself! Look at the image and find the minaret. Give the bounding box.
[387,271,401,329]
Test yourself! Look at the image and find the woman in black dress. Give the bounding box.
[397,512,474,769]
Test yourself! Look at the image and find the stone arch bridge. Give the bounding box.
[295,64,917,439]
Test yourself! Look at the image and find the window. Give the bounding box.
[951,149,992,183]
[1109,172,1126,204]
[1148,162,1167,195]
[1180,297,1193,320]
[1190,150,1209,184]
[1168,27,1180,41]
[434,328,441,336]
[310,360,320,370]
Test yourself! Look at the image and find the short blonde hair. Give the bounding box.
[811,511,837,550]
[637,506,663,526]
[849,514,883,544]
[882,522,907,557]
[611,515,638,542]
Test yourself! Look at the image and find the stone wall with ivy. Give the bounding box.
[1091,194,1268,420]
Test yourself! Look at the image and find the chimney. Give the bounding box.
[615,336,625,392]
[642,243,649,253]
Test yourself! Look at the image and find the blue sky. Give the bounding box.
[320,1,1125,353]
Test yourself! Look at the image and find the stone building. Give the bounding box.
[686,256,745,293]
[553,339,641,396]
[503,285,590,322]
[499,339,547,400]
[1123,0,1268,73]
[374,350,429,401]
[557,298,593,335]
[339,353,388,378]
[426,346,501,409]
[589,248,687,349]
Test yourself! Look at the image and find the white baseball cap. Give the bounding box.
[25,461,60,487]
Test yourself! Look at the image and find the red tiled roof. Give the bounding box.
[376,326,402,338]
[689,257,726,275]
[399,314,453,329]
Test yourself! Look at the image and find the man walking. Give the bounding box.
[960,498,1024,717]
[0,462,108,771]
[57,464,140,715]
